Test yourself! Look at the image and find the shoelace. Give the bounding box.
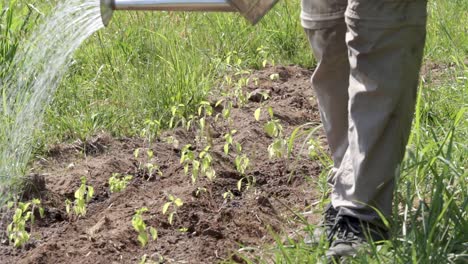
[327,215,362,243]
[323,204,338,228]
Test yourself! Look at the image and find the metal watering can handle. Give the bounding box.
[100,0,279,26]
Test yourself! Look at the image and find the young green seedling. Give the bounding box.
[134,148,163,180]
[65,176,94,218]
[7,199,44,248]
[141,118,161,142]
[162,194,183,225]
[222,190,234,202]
[169,103,187,129]
[199,146,216,181]
[180,144,216,184]
[132,207,157,247]
[109,173,133,193]
[223,130,237,155]
[260,107,288,159]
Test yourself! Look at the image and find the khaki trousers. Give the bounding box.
[301,0,427,223]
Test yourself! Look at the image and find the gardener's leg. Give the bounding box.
[329,0,427,254]
[302,0,349,183]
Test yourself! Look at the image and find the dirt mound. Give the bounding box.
[0,65,324,263]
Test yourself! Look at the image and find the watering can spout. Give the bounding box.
[100,0,278,27]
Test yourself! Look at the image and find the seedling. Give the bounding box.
[213,98,235,125]
[134,148,163,180]
[236,154,255,192]
[180,144,216,184]
[162,194,183,225]
[199,146,216,181]
[223,130,237,155]
[141,118,161,142]
[222,190,234,202]
[268,138,288,159]
[169,103,187,129]
[7,199,44,248]
[109,173,133,193]
[132,207,157,247]
[65,176,94,218]
[194,187,207,197]
[258,107,288,159]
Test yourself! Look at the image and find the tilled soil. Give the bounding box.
[0,65,326,264]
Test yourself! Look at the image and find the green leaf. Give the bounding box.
[138,232,148,247]
[224,143,229,155]
[205,168,216,181]
[264,121,276,137]
[162,202,171,215]
[134,148,140,158]
[149,227,158,241]
[267,107,274,118]
[39,207,45,218]
[288,126,301,156]
[174,198,184,207]
[87,186,94,202]
[168,213,174,225]
[254,108,261,121]
[237,178,243,191]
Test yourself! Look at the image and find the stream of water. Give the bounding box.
[0,0,104,203]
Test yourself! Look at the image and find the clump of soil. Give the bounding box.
[0,65,325,263]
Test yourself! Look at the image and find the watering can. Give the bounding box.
[100,0,279,26]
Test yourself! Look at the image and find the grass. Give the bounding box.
[1,0,467,263]
[41,0,311,144]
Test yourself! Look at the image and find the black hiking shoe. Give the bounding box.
[326,215,388,259]
[304,203,338,245]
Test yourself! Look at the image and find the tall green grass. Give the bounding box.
[41,1,311,145]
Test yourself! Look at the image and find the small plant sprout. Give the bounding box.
[162,194,184,225]
[180,144,216,183]
[134,148,163,180]
[260,107,288,159]
[268,138,288,159]
[169,103,187,129]
[197,101,213,117]
[235,154,250,176]
[65,176,94,218]
[141,118,161,142]
[180,144,197,182]
[269,73,280,81]
[264,118,282,138]
[109,173,133,193]
[195,187,207,197]
[222,190,234,202]
[132,207,158,247]
[7,199,44,248]
[199,146,216,181]
[236,156,255,192]
[222,101,233,121]
[223,130,237,155]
